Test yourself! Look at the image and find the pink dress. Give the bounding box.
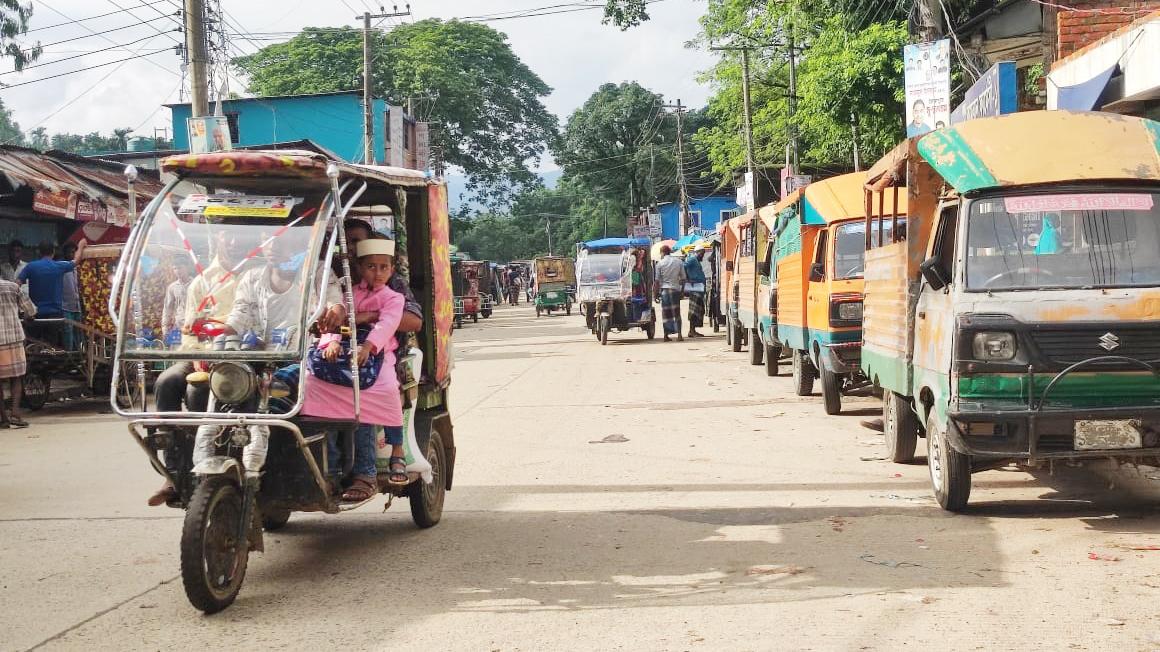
[302,282,404,427]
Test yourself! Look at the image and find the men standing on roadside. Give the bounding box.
[0,274,36,428]
[0,240,26,283]
[19,240,86,319]
[683,245,707,338]
[653,245,686,342]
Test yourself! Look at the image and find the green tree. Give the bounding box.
[0,97,23,145]
[26,126,47,150]
[112,127,134,151]
[234,20,558,207]
[795,18,908,165]
[0,0,39,71]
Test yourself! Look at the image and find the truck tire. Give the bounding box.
[731,323,743,353]
[748,330,763,366]
[927,413,971,512]
[792,350,814,396]
[821,369,842,415]
[764,345,779,376]
[884,390,919,463]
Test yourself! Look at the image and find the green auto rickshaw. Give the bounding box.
[533,255,574,317]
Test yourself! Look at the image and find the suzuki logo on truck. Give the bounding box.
[1098,332,1121,351]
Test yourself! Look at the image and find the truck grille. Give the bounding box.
[1031,326,1160,366]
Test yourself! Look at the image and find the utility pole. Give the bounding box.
[914,0,944,42]
[357,5,412,164]
[545,217,553,255]
[184,0,209,117]
[664,100,690,236]
[710,44,758,213]
[851,113,861,171]
[787,29,799,174]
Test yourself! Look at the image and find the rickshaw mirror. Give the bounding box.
[725,261,734,272]
[919,256,948,290]
[809,262,824,282]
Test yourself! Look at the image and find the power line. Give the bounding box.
[34,0,181,78]
[20,13,173,52]
[26,1,172,33]
[0,48,172,89]
[1,32,171,75]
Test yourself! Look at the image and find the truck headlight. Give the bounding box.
[837,301,863,321]
[972,332,1016,361]
[209,362,256,404]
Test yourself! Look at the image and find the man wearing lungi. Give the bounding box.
[0,276,36,428]
[683,245,707,338]
[653,245,686,342]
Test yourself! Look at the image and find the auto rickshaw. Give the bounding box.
[770,172,906,414]
[112,150,456,612]
[576,237,655,344]
[452,256,482,325]
[533,255,574,317]
[478,260,495,318]
[861,111,1160,511]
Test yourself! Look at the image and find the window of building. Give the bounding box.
[721,209,739,221]
[224,112,240,144]
[689,210,702,228]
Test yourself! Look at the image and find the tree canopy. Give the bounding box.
[233,20,558,207]
[1,0,39,72]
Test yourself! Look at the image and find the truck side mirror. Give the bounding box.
[809,262,824,282]
[758,261,771,276]
[920,256,949,290]
[725,261,734,272]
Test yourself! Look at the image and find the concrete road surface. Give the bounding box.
[2,303,1160,651]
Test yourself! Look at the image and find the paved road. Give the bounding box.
[2,303,1160,651]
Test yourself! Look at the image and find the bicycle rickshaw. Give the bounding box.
[576,237,655,344]
[533,255,574,317]
[112,150,456,612]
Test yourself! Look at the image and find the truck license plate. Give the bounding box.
[547,292,558,299]
[1074,420,1143,450]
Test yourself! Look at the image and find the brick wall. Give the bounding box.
[1057,1,1160,58]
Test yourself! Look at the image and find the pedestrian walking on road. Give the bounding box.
[683,245,707,338]
[0,277,36,428]
[653,245,686,342]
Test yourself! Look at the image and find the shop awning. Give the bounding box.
[1056,64,1118,111]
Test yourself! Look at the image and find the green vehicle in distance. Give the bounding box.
[533,256,575,317]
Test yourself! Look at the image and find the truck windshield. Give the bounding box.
[834,218,907,280]
[965,191,1160,290]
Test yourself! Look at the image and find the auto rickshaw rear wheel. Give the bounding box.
[764,345,779,376]
[883,390,918,463]
[408,430,446,528]
[180,475,249,613]
[748,330,763,366]
[821,369,842,415]
[792,350,815,396]
[261,507,291,531]
[20,372,50,411]
[599,317,609,345]
[731,324,742,353]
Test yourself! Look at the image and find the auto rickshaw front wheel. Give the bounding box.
[927,413,971,512]
[408,430,446,528]
[820,369,842,415]
[181,475,249,613]
[764,345,780,376]
[748,330,763,366]
[792,350,815,396]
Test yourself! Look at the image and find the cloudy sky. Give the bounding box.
[3,0,715,160]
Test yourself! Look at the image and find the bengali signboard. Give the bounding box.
[950,61,1017,125]
[904,40,951,137]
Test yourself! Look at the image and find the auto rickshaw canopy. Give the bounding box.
[802,172,878,225]
[915,111,1160,194]
[161,150,432,189]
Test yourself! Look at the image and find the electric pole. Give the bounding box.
[184,0,209,117]
[914,0,944,42]
[710,44,758,213]
[664,100,690,236]
[787,29,799,174]
[357,5,412,164]
[851,113,861,171]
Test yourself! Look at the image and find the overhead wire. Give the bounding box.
[34,0,181,78]
[26,1,171,33]
[1,32,168,75]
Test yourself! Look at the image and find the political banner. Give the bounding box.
[903,40,951,137]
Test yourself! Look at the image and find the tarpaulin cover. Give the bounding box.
[581,237,651,250]
[1056,64,1118,111]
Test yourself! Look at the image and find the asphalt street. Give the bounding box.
[2,302,1160,651]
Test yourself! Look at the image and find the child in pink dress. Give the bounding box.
[303,236,406,501]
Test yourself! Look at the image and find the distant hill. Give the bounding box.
[446,169,562,212]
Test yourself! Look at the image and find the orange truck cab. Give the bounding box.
[773,172,907,414]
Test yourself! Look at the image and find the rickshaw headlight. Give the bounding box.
[972,332,1016,361]
[209,362,256,404]
[836,302,862,321]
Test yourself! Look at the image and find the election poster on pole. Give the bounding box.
[903,40,951,138]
